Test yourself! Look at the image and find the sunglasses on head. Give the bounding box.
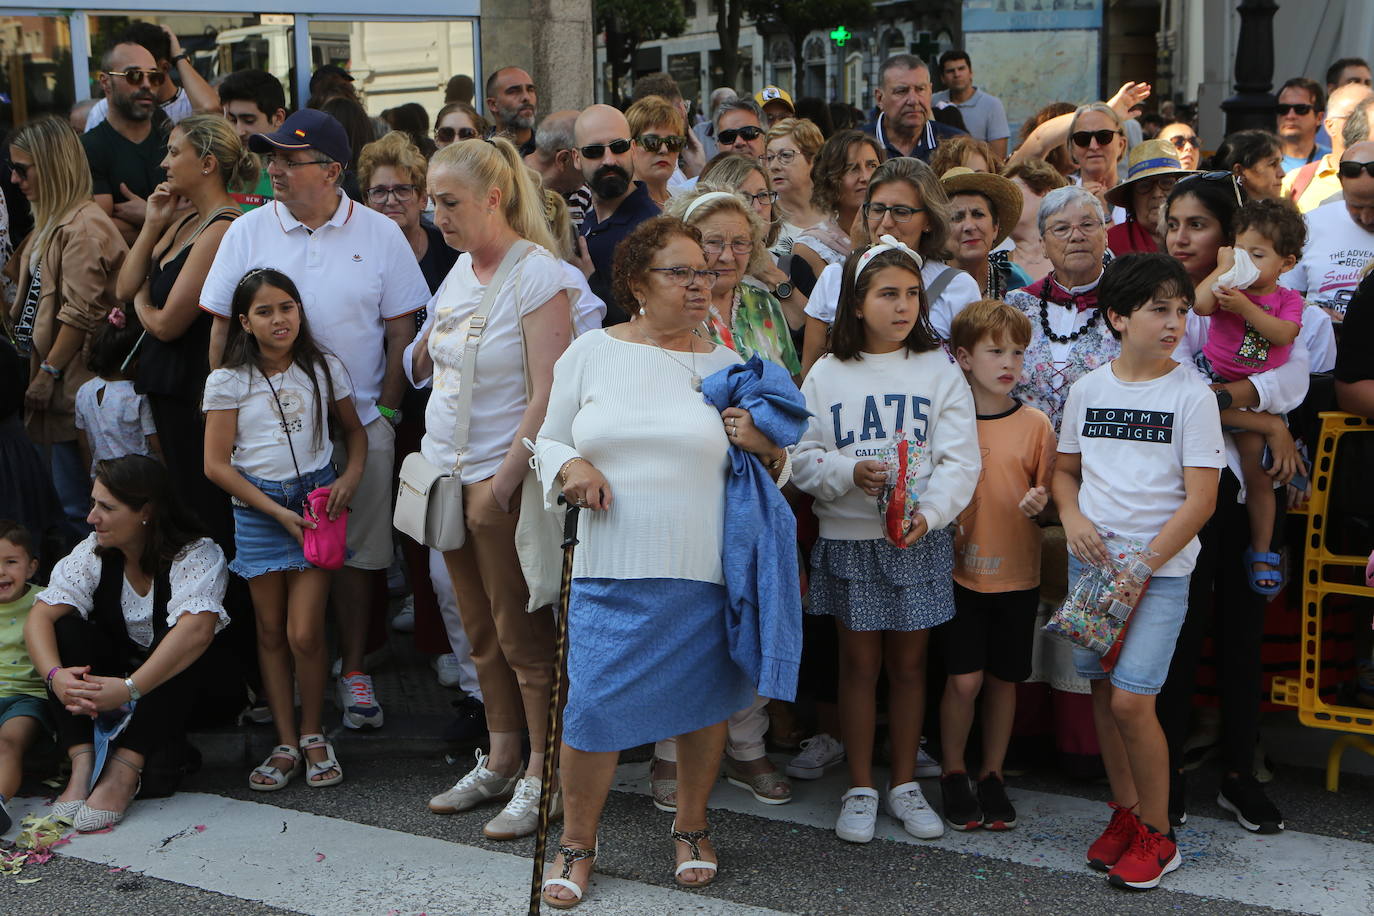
[637,134,686,154]
[1338,160,1374,179]
[103,67,166,87]
[435,125,480,143]
[1275,103,1315,116]
[1070,129,1122,148]
[579,138,633,159]
[1177,170,1244,205]
[717,125,764,145]
[1166,134,1199,149]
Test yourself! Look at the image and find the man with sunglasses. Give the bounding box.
[1283,83,1374,213]
[82,22,219,134]
[1286,140,1374,322]
[82,40,170,245]
[524,110,593,228]
[1276,77,1329,173]
[575,104,660,324]
[864,54,965,162]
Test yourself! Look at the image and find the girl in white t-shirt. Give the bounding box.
[792,238,980,845]
[203,267,366,793]
[74,307,160,476]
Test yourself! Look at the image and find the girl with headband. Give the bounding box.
[791,235,980,845]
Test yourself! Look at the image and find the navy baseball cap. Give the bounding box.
[248,109,352,167]
[310,64,354,92]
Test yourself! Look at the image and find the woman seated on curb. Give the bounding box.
[24,455,228,832]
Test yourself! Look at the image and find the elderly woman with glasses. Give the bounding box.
[626,96,687,208]
[763,118,828,253]
[1104,139,1195,254]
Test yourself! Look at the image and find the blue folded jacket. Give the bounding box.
[701,355,811,701]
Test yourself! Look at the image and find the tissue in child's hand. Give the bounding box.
[1212,247,1261,292]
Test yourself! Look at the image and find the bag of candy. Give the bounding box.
[1043,529,1155,671]
[876,429,928,547]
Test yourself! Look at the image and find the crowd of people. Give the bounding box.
[1,23,1373,906]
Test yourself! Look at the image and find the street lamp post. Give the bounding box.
[1221,0,1278,134]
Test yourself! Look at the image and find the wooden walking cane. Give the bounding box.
[528,498,580,915]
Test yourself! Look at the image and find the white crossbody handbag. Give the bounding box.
[394,241,533,550]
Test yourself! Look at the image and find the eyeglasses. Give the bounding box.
[1338,160,1374,179]
[702,238,755,256]
[740,190,778,206]
[1166,134,1199,150]
[863,202,926,223]
[9,161,30,180]
[103,67,166,87]
[648,266,719,288]
[1044,218,1105,239]
[1176,170,1244,206]
[262,153,332,170]
[762,148,799,166]
[1132,176,1179,195]
[637,134,686,154]
[579,138,633,159]
[435,126,480,143]
[1070,129,1122,148]
[1275,103,1315,116]
[717,126,764,145]
[366,183,418,204]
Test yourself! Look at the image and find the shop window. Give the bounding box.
[0,16,74,131]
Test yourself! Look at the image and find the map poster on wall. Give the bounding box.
[964,28,1099,138]
[963,0,1103,33]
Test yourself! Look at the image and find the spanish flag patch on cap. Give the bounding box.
[294,129,306,138]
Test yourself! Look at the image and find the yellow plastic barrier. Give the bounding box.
[1269,412,1374,791]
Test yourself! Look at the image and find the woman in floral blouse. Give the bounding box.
[667,186,802,378]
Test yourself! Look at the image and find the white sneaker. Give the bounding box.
[786,733,846,779]
[483,775,561,840]
[433,653,464,688]
[835,787,879,843]
[915,737,942,778]
[392,596,416,633]
[336,672,384,729]
[428,750,521,814]
[887,780,944,839]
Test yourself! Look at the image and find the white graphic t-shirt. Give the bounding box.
[1285,198,1374,317]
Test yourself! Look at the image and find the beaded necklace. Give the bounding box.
[1037,275,1100,344]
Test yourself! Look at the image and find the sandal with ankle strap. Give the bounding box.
[300,733,343,787]
[250,744,302,791]
[73,753,142,833]
[541,842,597,909]
[52,748,94,822]
[671,823,717,888]
[649,756,677,813]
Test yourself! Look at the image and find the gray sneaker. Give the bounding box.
[428,751,520,814]
[484,775,561,840]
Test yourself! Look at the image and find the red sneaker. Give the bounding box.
[1086,802,1139,872]
[1108,821,1181,890]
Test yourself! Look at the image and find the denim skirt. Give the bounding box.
[229,464,337,579]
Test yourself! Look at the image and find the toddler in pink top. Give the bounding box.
[1194,198,1306,595]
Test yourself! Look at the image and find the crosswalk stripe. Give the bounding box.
[7,793,789,916]
[611,761,1374,916]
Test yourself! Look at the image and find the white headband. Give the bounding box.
[856,234,924,277]
[683,190,742,222]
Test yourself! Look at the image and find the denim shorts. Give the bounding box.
[0,693,54,735]
[1069,555,1190,695]
[229,464,336,579]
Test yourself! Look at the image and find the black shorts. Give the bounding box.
[939,583,1040,682]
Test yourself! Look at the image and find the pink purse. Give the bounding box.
[303,486,347,570]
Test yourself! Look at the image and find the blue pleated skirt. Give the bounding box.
[562,577,755,753]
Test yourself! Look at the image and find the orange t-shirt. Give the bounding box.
[954,401,1057,592]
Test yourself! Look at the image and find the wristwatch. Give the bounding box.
[772,281,794,300]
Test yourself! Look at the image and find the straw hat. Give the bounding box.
[939,166,1024,249]
[1105,139,1197,209]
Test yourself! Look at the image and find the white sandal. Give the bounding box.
[671,823,718,888]
[541,842,597,909]
[249,745,302,792]
[300,734,343,787]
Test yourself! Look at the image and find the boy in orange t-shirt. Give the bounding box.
[937,300,1057,832]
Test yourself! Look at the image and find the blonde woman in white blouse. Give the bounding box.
[24,455,229,833]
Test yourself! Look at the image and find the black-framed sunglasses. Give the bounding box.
[1166,134,1199,149]
[9,161,30,180]
[637,134,686,154]
[366,183,419,204]
[579,138,633,159]
[717,125,764,145]
[1275,103,1314,116]
[435,125,480,143]
[1070,128,1122,148]
[1176,170,1244,205]
[103,67,166,87]
[1338,160,1374,179]
[649,266,719,288]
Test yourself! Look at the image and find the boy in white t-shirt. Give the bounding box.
[1052,253,1224,892]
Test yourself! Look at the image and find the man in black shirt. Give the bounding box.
[485,66,538,157]
[82,40,168,244]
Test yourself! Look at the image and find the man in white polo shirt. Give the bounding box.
[202,109,430,729]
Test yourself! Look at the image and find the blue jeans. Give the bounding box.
[1068,555,1191,695]
[47,440,90,537]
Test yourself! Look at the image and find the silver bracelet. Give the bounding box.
[124,676,142,701]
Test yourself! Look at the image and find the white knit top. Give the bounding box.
[535,329,742,583]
